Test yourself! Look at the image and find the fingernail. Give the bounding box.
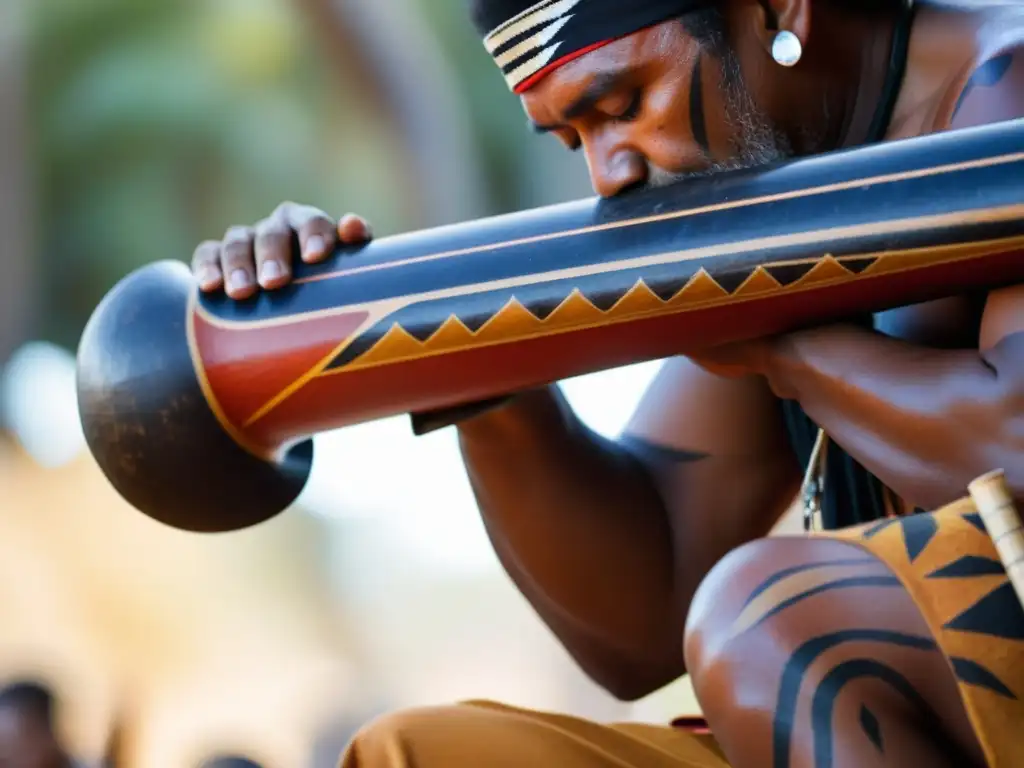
[199,267,219,288]
[260,260,282,283]
[229,269,252,292]
[305,236,325,259]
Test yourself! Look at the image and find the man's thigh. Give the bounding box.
[340,699,729,768]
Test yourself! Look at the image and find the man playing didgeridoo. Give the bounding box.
[191,0,1024,764]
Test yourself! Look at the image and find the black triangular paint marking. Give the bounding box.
[647,277,695,302]
[944,582,1024,641]
[585,288,632,312]
[526,296,568,321]
[766,263,818,286]
[461,311,500,333]
[859,705,885,753]
[328,333,382,369]
[714,269,757,295]
[950,657,1017,699]
[927,556,1006,579]
[839,257,879,275]
[406,320,448,342]
[863,519,899,540]
[900,514,939,563]
[962,513,987,533]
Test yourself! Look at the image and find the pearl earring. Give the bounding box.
[772,30,802,67]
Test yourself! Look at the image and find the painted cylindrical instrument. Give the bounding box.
[77,119,1024,533]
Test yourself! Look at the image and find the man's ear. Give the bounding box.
[752,0,812,61]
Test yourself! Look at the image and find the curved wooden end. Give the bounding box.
[75,260,313,533]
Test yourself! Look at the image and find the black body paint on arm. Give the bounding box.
[953,54,1013,117]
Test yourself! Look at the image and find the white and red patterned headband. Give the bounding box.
[484,0,710,94]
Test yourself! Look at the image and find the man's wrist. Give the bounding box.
[761,334,805,401]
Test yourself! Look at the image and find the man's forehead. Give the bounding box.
[524,38,636,100]
[520,26,695,125]
[480,0,715,95]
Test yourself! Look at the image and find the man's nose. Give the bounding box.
[587,147,648,198]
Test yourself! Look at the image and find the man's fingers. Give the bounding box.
[220,225,258,299]
[338,213,373,245]
[191,241,224,292]
[278,203,337,264]
[195,202,353,303]
[253,215,294,290]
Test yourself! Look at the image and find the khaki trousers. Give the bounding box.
[340,699,729,767]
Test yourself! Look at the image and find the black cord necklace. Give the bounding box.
[864,0,917,143]
[792,1,919,532]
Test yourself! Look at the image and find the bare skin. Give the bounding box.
[193,0,1024,764]
[685,537,990,768]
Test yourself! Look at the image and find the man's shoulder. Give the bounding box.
[946,19,1024,130]
[890,2,1024,137]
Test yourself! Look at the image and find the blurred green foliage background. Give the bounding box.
[22,0,590,352]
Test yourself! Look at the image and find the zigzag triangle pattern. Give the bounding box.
[325,234,1024,373]
[334,253,877,372]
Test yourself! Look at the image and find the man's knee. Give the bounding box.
[682,536,886,696]
[685,538,775,675]
[682,538,760,714]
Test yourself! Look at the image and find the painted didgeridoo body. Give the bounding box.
[77,118,1024,533]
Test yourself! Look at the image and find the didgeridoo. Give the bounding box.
[77,119,1024,533]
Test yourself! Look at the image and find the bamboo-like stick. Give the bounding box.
[968,469,1024,609]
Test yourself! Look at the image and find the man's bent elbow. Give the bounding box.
[582,657,684,702]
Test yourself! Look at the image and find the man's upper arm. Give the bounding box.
[625,358,792,466]
[620,358,801,591]
[949,44,1024,352]
[981,286,1024,351]
[949,45,1024,129]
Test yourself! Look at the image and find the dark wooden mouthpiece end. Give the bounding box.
[75,261,312,533]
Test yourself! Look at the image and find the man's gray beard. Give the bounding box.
[646,49,795,189]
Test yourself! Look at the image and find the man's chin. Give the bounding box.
[647,149,790,188]
[644,167,691,188]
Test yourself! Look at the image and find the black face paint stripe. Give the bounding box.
[689,54,710,155]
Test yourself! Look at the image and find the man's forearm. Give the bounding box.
[767,325,1024,508]
[457,387,685,700]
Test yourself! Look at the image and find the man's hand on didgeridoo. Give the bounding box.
[190,202,373,299]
